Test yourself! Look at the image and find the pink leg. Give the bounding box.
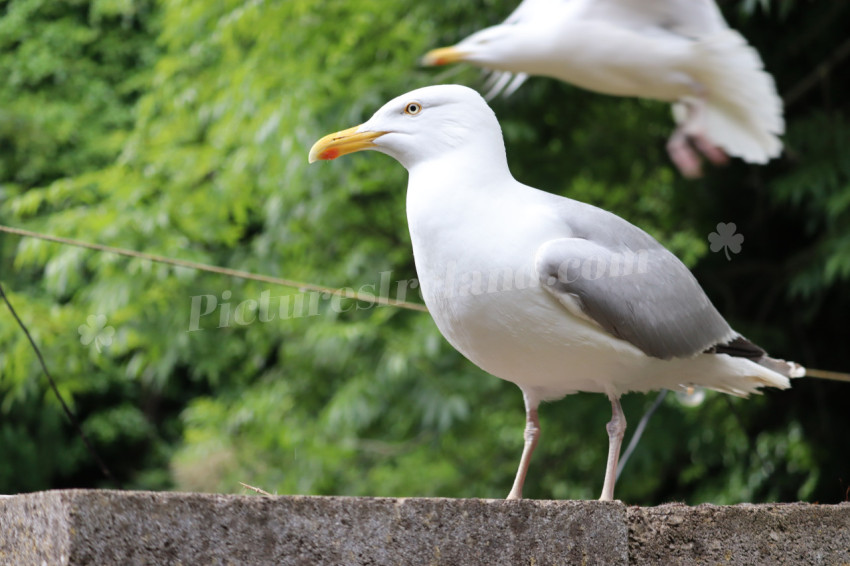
[668,98,729,178]
[507,393,540,500]
[599,395,626,502]
[690,133,728,166]
[667,129,703,179]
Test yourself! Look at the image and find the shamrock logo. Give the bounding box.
[708,222,744,261]
[78,314,115,353]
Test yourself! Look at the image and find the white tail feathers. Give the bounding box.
[676,29,784,164]
[696,356,791,398]
[757,355,806,379]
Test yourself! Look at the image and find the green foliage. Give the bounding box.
[1,0,848,505]
[773,112,850,298]
[0,0,156,190]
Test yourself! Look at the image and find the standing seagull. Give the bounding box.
[309,85,802,501]
[422,0,784,178]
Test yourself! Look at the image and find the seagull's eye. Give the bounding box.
[404,102,422,116]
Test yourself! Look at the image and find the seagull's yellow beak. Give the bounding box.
[422,46,469,67]
[308,126,387,163]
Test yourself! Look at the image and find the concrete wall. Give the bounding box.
[1,490,848,565]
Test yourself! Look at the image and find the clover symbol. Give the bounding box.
[78,314,115,353]
[708,222,744,261]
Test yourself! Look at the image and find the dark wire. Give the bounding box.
[617,389,668,480]
[0,280,118,486]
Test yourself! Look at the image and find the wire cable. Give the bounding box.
[0,224,428,312]
[0,280,118,485]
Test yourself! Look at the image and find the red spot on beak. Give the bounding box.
[321,148,340,160]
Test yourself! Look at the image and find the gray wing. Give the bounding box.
[571,0,728,38]
[535,201,736,360]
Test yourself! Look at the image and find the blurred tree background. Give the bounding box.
[0,0,848,504]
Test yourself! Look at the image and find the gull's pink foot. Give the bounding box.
[668,129,703,179]
[691,133,728,166]
[667,129,729,178]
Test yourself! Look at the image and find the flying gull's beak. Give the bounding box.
[308,126,387,163]
[422,46,469,67]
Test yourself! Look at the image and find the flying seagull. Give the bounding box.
[308,85,802,501]
[422,0,784,179]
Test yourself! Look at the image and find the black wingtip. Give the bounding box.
[707,335,803,378]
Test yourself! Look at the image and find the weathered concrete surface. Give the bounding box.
[2,491,849,566]
[628,502,850,566]
[0,490,627,566]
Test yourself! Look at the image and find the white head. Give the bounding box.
[423,26,524,71]
[309,84,508,172]
[421,20,558,77]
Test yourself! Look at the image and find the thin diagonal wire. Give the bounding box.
[0,280,118,485]
[616,389,668,480]
[0,225,428,312]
